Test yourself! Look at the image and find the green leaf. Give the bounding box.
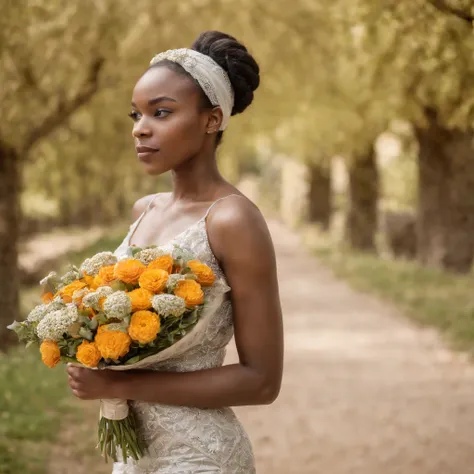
[124,355,141,365]
[88,317,98,330]
[25,340,38,350]
[79,327,93,341]
[110,280,128,292]
[130,247,143,257]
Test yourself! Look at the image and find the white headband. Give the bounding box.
[149,48,234,131]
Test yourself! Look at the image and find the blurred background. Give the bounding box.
[2,1,474,473]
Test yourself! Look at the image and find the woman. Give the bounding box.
[67,30,284,473]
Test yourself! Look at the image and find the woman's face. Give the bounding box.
[130,66,212,175]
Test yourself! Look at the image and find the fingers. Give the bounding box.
[67,364,85,377]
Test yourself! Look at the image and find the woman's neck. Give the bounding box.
[170,150,225,202]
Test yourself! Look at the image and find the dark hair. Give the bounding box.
[150,31,260,146]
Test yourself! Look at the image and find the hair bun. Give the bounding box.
[191,31,260,116]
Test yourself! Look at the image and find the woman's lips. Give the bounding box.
[136,146,159,160]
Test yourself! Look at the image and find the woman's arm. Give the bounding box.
[67,197,284,408]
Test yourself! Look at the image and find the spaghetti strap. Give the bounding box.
[203,194,240,219]
[145,193,160,212]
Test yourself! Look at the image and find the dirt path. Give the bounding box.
[48,218,474,474]
[228,220,474,474]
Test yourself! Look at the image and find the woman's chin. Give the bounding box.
[139,160,169,176]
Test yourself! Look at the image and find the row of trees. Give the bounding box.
[257,0,474,274]
[1,0,473,346]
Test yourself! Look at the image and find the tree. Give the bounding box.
[0,1,122,348]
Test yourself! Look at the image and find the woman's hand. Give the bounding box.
[67,364,120,400]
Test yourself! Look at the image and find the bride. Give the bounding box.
[67,30,284,473]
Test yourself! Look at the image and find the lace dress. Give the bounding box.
[111,195,256,474]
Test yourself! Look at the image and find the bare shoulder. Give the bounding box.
[131,192,170,221]
[206,195,275,263]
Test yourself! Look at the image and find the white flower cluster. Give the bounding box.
[27,300,64,323]
[82,286,114,310]
[61,269,82,285]
[103,291,132,320]
[152,294,186,317]
[166,273,185,292]
[36,303,79,341]
[135,247,166,265]
[80,252,117,276]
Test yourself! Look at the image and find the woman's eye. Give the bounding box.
[154,109,171,118]
[128,111,140,121]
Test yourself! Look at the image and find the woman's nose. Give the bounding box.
[132,121,152,138]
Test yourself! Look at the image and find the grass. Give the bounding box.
[0,347,74,474]
[1,230,127,474]
[303,225,474,355]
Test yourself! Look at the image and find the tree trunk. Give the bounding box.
[415,108,474,273]
[0,143,20,350]
[307,163,332,230]
[345,146,379,252]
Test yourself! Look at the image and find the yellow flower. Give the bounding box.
[187,260,215,286]
[59,280,87,303]
[83,273,95,287]
[148,255,174,274]
[95,326,131,360]
[93,274,105,289]
[40,340,61,368]
[41,292,54,304]
[97,324,108,335]
[72,288,89,309]
[128,310,161,344]
[114,259,146,285]
[174,279,204,307]
[139,269,168,293]
[98,264,116,284]
[128,288,154,312]
[76,341,102,368]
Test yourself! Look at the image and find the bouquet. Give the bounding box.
[8,244,229,463]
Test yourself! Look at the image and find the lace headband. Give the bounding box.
[149,48,234,131]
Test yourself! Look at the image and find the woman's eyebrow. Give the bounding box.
[131,96,178,107]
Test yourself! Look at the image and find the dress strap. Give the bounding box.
[145,193,160,212]
[203,194,240,220]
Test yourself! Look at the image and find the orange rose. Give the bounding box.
[41,292,54,304]
[98,265,116,284]
[95,327,131,360]
[40,340,61,368]
[76,341,102,368]
[128,310,161,344]
[128,288,154,312]
[98,296,107,311]
[83,273,95,287]
[72,288,89,309]
[148,255,174,274]
[93,274,105,289]
[139,269,168,294]
[174,279,204,307]
[97,324,108,335]
[114,259,146,285]
[187,260,215,286]
[59,280,87,303]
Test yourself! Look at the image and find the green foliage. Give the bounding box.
[0,346,75,474]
